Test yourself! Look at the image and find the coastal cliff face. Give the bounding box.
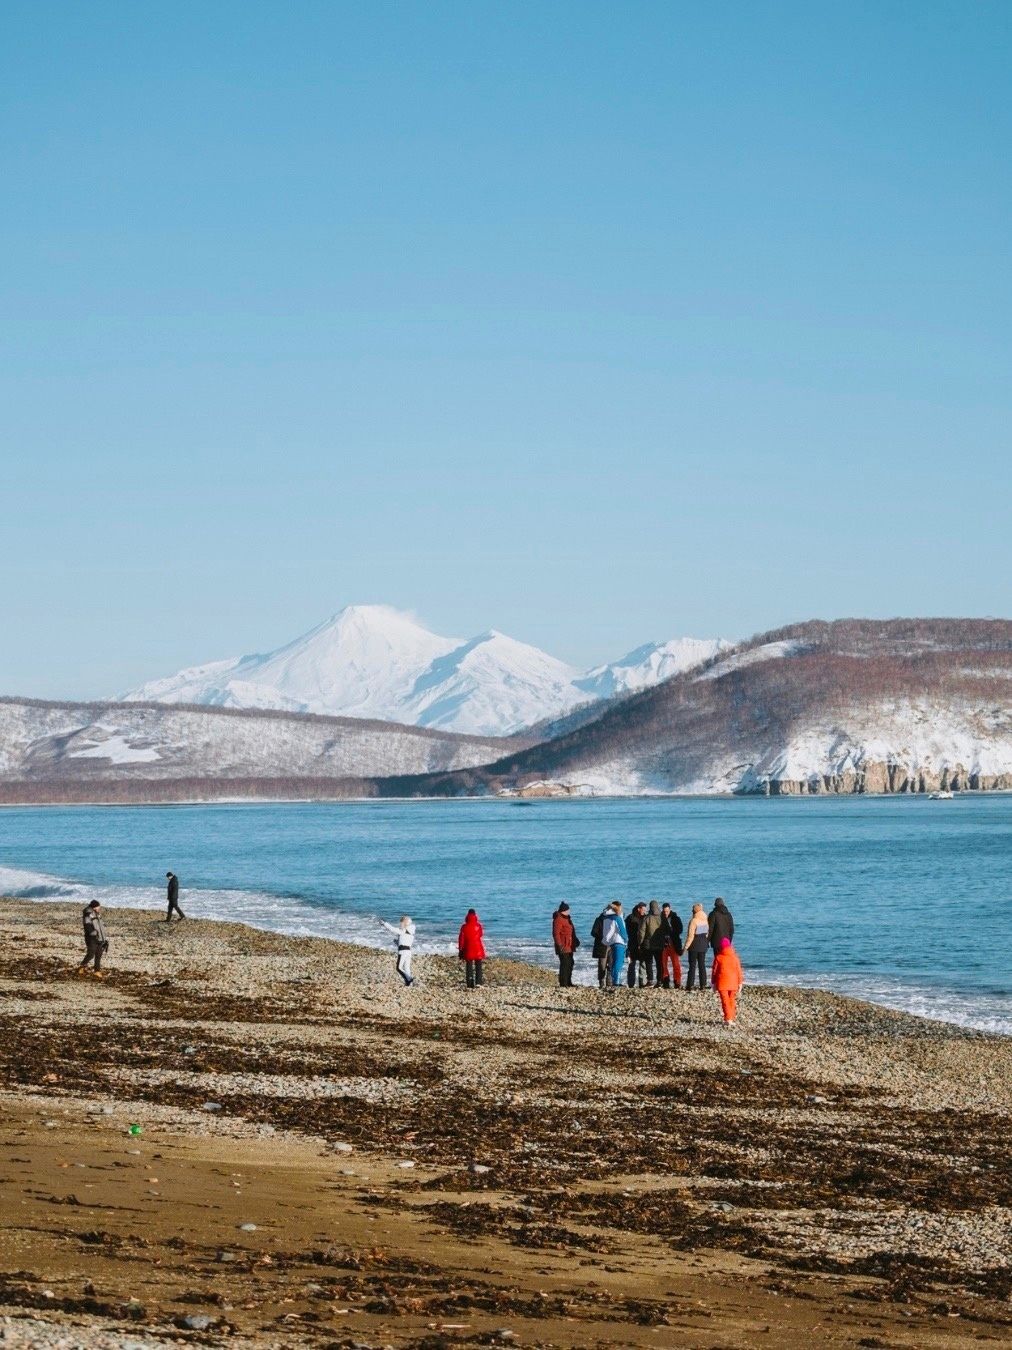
[755,764,1012,796]
[404,619,1012,799]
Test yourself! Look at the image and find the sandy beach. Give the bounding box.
[1,900,1010,1348]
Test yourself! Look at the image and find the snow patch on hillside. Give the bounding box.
[68,733,161,765]
[696,640,808,681]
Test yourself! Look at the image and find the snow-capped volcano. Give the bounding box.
[120,605,725,736]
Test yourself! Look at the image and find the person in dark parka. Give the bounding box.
[78,901,108,977]
[641,900,664,987]
[708,897,734,952]
[659,901,683,989]
[625,902,648,988]
[165,871,185,922]
[552,902,579,988]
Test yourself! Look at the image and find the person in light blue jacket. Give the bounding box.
[601,901,628,990]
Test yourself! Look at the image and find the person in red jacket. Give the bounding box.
[458,908,486,989]
[551,902,579,988]
[710,936,744,1025]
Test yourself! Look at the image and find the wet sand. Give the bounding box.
[1,899,1010,1348]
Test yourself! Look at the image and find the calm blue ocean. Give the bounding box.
[1,796,1009,1032]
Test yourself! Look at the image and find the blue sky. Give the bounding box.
[2,1,1010,698]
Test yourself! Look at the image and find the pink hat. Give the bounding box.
[719,937,732,950]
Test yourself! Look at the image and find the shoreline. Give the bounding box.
[5,867,1011,1038]
[2,788,1011,808]
[1,899,1011,1347]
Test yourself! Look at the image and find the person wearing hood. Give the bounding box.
[78,900,108,978]
[381,915,416,986]
[590,904,612,988]
[708,897,734,952]
[458,909,486,989]
[710,937,745,1025]
[684,903,710,991]
[658,902,683,989]
[625,901,648,988]
[600,901,628,990]
[640,900,664,987]
[552,902,579,988]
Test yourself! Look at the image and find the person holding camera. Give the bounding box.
[78,900,109,979]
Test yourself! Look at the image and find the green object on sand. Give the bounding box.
[128,1123,142,1136]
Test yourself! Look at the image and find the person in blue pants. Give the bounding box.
[602,901,628,990]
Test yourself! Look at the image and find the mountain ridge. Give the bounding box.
[118,604,726,736]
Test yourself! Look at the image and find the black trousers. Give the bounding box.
[557,952,574,987]
[643,953,662,986]
[465,959,484,988]
[166,899,185,921]
[80,938,104,971]
[686,949,707,989]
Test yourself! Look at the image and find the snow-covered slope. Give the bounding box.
[398,630,584,734]
[120,605,723,736]
[576,637,731,698]
[0,697,527,799]
[424,619,1012,797]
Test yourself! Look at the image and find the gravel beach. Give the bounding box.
[1,898,1010,1348]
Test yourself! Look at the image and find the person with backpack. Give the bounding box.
[78,900,109,978]
[625,901,648,988]
[552,902,579,988]
[458,908,486,989]
[659,901,683,989]
[601,901,628,990]
[708,897,734,952]
[590,904,612,988]
[684,903,710,991]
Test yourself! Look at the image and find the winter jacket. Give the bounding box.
[625,909,646,957]
[708,900,734,951]
[82,906,107,946]
[552,909,578,956]
[591,909,609,959]
[601,910,628,947]
[660,911,684,954]
[458,915,486,961]
[167,874,179,904]
[710,945,744,991]
[641,901,664,953]
[685,910,709,953]
[383,919,415,951]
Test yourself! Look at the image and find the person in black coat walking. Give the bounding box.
[165,871,185,922]
[708,897,734,952]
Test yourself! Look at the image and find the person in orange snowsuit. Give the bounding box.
[710,937,744,1025]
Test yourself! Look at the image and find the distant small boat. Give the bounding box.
[928,790,955,800]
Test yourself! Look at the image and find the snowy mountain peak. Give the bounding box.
[575,636,732,699]
[121,607,727,737]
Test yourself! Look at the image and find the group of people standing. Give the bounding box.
[382,896,744,1025]
[552,896,744,1024]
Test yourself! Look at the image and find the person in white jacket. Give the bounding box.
[381,915,416,986]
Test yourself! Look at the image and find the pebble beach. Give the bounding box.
[1,898,1010,1348]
